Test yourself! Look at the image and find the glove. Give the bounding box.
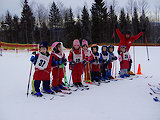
[99,58,102,62]
[57,60,62,65]
[64,62,67,66]
[83,60,87,65]
[112,56,117,60]
[70,61,75,66]
[32,51,36,55]
[62,58,67,63]
[30,56,36,64]
[142,28,145,32]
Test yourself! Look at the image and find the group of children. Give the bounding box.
[30,39,132,97]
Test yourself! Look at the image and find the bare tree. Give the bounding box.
[36,3,48,26]
[138,0,149,15]
[126,0,135,17]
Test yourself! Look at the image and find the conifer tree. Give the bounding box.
[81,6,91,43]
[20,0,35,43]
[91,0,108,43]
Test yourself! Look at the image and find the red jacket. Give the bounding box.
[83,49,93,61]
[68,47,85,72]
[33,53,52,81]
[51,52,65,78]
[119,52,131,69]
[116,28,143,52]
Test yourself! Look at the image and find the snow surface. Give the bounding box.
[0,46,160,120]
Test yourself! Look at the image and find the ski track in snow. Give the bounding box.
[0,46,160,120]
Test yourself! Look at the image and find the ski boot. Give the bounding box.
[127,71,135,75]
[109,76,115,79]
[42,89,55,94]
[51,86,62,93]
[58,85,68,90]
[32,91,43,97]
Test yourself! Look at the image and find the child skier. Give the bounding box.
[108,45,117,79]
[68,39,86,87]
[100,45,110,81]
[118,45,131,78]
[30,41,54,97]
[82,39,93,83]
[51,42,67,92]
[90,44,101,83]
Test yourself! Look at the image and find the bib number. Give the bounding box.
[35,53,50,70]
[39,60,46,67]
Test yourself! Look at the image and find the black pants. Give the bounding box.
[34,80,50,92]
[91,71,100,82]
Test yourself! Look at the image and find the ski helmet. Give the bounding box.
[108,44,114,52]
[101,45,108,52]
[91,44,98,52]
[121,45,127,52]
[39,41,48,50]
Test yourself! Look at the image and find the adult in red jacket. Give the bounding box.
[68,39,86,87]
[116,26,144,74]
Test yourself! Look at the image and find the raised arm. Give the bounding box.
[116,28,125,39]
[131,32,143,42]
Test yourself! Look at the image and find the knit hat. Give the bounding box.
[73,39,80,46]
[51,42,60,50]
[82,39,88,47]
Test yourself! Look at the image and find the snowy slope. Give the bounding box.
[0,46,160,120]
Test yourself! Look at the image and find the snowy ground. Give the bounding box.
[0,46,160,120]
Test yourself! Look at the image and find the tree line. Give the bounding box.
[0,0,160,47]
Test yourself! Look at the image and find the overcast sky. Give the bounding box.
[0,0,160,18]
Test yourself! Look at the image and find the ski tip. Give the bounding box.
[153,97,159,102]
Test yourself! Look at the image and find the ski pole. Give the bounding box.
[27,62,33,97]
[69,64,74,86]
[115,60,117,78]
[133,46,136,74]
[62,63,69,88]
[145,35,150,61]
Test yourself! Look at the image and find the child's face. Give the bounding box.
[40,47,47,54]
[57,44,62,52]
[103,47,107,52]
[121,48,126,53]
[82,45,87,50]
[93,47,97,53]
[74,45,79,50]
[109,48,113,53]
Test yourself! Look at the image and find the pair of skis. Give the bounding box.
[148,83,160,102]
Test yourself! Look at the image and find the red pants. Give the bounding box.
[51,67,64,87]
[72,63,83,84]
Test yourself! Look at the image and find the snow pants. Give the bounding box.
[72,63,83,84]
[51,67,64,87]
[32,80,50,93]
